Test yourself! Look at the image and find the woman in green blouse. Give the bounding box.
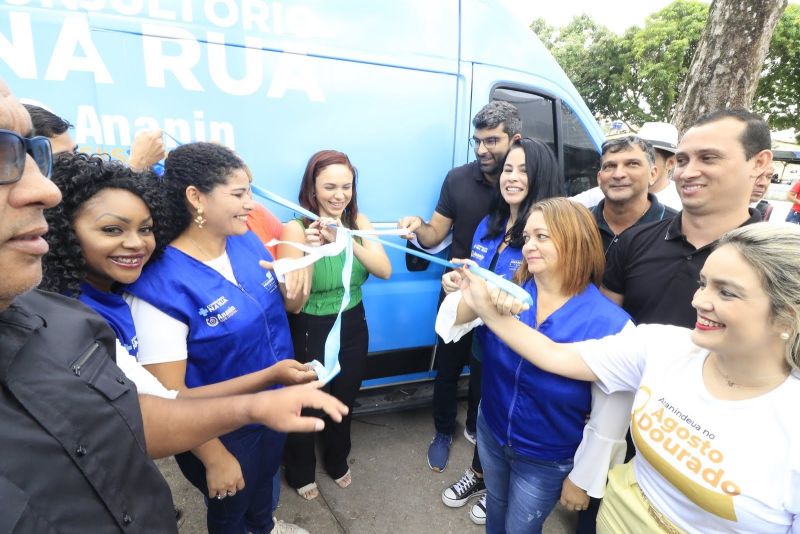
[278,150,391,500]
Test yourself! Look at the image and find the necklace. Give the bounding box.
[187,235,221,261]
[710,355,789,389]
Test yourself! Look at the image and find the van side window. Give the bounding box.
[491,88,556,152]
[560,102,601,196]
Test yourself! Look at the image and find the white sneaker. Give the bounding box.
[270,517,310,534]
[469,494,487,525]
[442,468,486,508]
[464,427,477,445]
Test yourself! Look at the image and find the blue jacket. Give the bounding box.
[79,282,139,358]
[481,280,630,461]
[470,216,523,360]
[126,232,293,389]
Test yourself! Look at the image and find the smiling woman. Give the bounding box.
[124,142,309,533]
[454,222,800,533]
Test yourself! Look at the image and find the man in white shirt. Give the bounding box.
[573,122,682,211]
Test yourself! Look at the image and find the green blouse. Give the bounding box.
[298,219,369,316]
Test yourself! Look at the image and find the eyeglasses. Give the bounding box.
[469,135,505,149]
[0,129,53,185]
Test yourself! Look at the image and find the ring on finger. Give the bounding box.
[215,493,224,500]
[227,490,235,497]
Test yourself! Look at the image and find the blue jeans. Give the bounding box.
[176,425,286,534]
[787,210,800,224]
[477,411,573,534]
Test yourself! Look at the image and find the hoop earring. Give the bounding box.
[194,208,206,229]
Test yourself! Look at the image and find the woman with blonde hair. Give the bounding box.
[457,222,800,533]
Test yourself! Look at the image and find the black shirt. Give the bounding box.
[0,290,177,533]
[603,210,761,328]
[591,193,677,254]
[434,160,497,260]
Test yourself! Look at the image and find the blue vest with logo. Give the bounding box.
[470,216,523,358]
[78,282,139,358]
[126,231,292,389]
[480,280,631,461]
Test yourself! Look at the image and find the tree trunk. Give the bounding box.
[672,0,787,134]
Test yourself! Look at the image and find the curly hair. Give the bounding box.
[159,142,245,245]
[41,152,166,297]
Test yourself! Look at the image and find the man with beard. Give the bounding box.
[398,101,521,474]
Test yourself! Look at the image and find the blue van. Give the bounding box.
[0,0,603,402]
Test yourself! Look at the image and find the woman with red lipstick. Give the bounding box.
[116,143,314,534]
[456,222,800,533]
[278,150,391,500]
[439,197,633,534]
[41,152,328,534]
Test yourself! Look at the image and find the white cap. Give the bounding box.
[638,122,678,154]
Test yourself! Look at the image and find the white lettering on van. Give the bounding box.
[241,0,269,32]
[141,23,203,91]
[110,0,144,16]
[74,104,236,148]
[207,32,264,96]
[267,48,325,102]
[0,12,37,79]
[204,0,238,28]
[147,0,176,20]
[44,15,112,83]
[76,104,103,144]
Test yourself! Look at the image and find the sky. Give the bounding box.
[503,0,800,34]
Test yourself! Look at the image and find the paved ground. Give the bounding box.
[159,403,577,534]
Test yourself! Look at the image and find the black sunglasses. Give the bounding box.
[0,129,52,185]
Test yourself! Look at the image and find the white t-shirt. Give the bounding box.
[573,183,683,211]
[129,252,238,366]
[571,186,605,209]
[654,181,683,211]
[114,340,179,399]
[576,324,800,534]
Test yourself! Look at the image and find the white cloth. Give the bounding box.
[573,183,683,211]
[435,291,634,498]
[571,186,604,209]
[654,181,683,211]
[576,324,800,534]
[128,253,236,365]
[114,340,179,399]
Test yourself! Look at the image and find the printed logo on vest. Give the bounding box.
[123,335,139,354]
[509,259,522,271]
[262,270,278,293]
[471,244,488,262]
[198,296,238,327]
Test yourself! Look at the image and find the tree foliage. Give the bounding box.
[754,4,800,136]
[532,1,800,137]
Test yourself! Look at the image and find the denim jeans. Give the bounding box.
[176,425,286,534]
[477,411,573,534]
[787,210,800,224]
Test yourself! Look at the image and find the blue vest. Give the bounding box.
[481,280,630,461]
[126,232,293,389]
[78,282,139,358]
[470,216,523,358]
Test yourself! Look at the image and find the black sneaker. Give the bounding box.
[469,494,487,525]
[441,468,486,508]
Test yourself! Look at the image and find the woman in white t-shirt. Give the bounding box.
[454,222,800,534]
[42,152,319,534]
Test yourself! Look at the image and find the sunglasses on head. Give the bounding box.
[0,129,52,185]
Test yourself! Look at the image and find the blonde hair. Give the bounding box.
[717,223,800,371]
[514,197,604,296]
